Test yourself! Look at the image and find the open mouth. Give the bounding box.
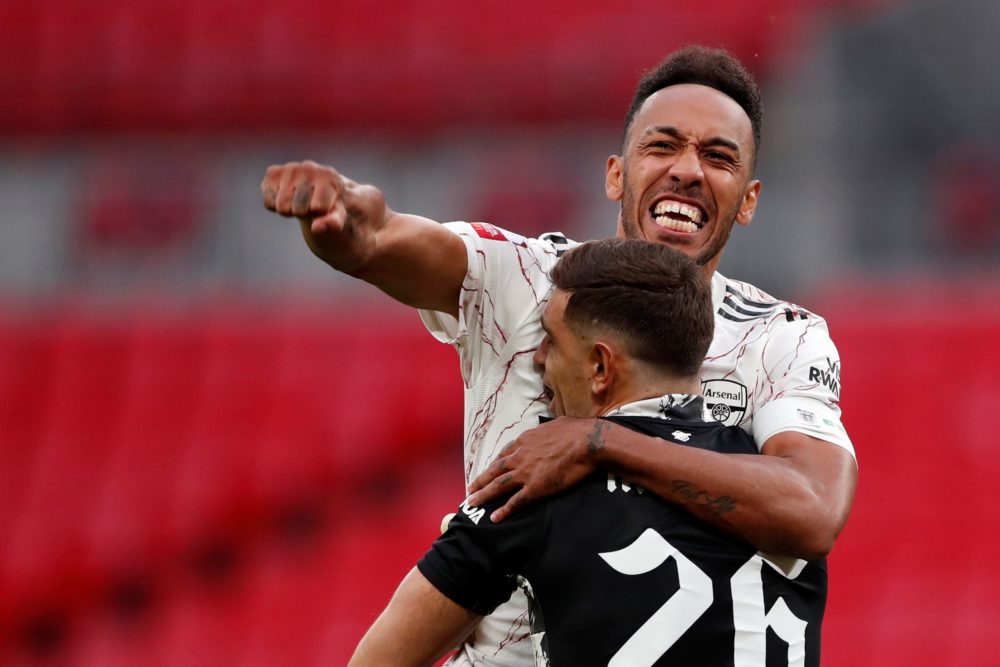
[651,199,705,233]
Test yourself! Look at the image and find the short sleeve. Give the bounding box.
[418,222,562,387]
[416,494,547,616]
[751,316,855,458]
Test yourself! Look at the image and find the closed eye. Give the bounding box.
[705,151,737,164]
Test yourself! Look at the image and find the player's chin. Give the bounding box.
[644,225,714,263]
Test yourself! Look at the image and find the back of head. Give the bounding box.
[550,239,714,378]
[623,45,763,165]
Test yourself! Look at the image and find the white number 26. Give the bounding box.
[599,528,809,667]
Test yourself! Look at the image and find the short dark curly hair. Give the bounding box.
[623,45,763,166]
[550,238,714,379]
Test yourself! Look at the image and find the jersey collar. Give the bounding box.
[711,270,727,314]
[604,394,710,422]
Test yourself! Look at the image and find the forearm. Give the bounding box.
[591,421,856,560]
[348,567,481,667]
[345,209,467,315]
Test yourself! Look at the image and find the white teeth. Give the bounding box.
[653,200,703,225]
[654,217,698,233]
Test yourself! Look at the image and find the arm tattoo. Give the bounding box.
[670,480,738,515]
[586,419,608,455]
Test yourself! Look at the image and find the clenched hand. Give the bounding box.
[261,160,386,274]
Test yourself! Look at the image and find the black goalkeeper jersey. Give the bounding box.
[417,415,826,667]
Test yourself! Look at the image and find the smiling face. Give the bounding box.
[606,83,761,275]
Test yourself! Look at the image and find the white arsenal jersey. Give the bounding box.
[419,222,853,666]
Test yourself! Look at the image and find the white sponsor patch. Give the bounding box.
[458,496,486,525]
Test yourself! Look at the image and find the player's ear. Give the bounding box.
[605,155,624,202]
[736,179,761,227]
[591,342,614,397]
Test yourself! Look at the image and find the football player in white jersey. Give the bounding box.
[261,45,857,666]
[348,239,829,667]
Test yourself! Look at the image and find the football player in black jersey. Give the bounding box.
[349,239,826,667]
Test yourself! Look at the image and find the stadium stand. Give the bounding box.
[1,1,997,664]
[2,286,1000,664]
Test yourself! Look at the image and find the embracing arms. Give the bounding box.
[467,420,856,561]
[261,160,467,316]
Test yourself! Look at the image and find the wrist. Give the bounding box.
[583,418,611,464]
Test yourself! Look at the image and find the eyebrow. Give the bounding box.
[646,125,741,155]
[539,309,552,335]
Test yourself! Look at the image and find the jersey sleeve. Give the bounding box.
[418,222,561,387]
[751,315,855,459]
[416,494,547,616]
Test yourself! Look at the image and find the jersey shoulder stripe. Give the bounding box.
[724,284,776,310]
[783,306,812,322]
[719,283,779,322]
[718,280,815,325]
[721,294,779,318]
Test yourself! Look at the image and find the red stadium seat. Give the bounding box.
[10,284,998,666]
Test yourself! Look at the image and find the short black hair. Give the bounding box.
[623,45,763,165]
[550,238,714,378]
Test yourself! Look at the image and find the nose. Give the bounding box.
[668,145,704,187]
[533,335,549,367]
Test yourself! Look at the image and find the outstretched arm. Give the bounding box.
[261,160,467,316]
[467,419,856,561]
[348,567,481,667]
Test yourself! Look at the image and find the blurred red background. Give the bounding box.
[4,285,1000,665]
[2,1,998,665]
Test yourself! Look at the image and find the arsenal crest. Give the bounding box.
[701,379,748,426]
